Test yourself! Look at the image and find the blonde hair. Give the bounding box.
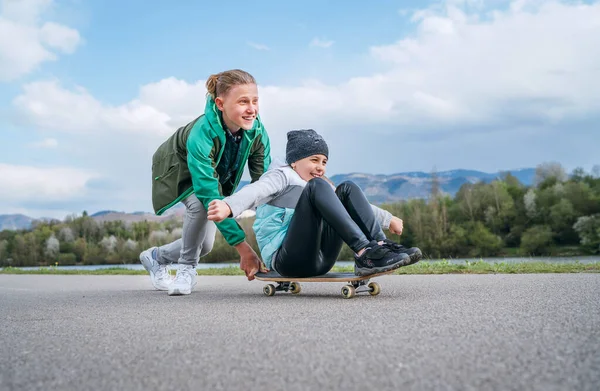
[205,69,257,99]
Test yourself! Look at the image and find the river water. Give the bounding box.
[5,256,600,271]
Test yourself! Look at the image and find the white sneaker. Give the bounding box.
[139,247,173,291]
[168,265,197,296]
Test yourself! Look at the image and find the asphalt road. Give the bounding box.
[1,274,599,391]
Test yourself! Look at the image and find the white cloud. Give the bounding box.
[0,164,97,203]
[0,0,81,81]
[7,0,600,218]
[30,137,58,148]
[14,1,600,139]
[39,22,80,53]
[309,37,334,48]
[371,1,600,126]
[14,79,174,136]
[247,41,270,51]
[137,77,208,127]
[1,0,52,24]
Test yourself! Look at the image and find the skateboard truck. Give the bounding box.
[340,278,380,298]
[263,282,301,296]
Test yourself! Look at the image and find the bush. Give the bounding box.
[467,222,503,257]
[57,253,77,266]
[439,225,469,258]
[573,215,600,254]
[520,225,553,255]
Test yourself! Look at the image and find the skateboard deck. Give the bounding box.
[254,269,396,299]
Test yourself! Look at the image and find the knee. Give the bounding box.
[306,176,331,191]
[185,198,205,216]
[199,224,217,257]
[199,240,214,257]
[335,180,359,196]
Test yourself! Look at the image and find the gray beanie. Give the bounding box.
[286,129,329,164]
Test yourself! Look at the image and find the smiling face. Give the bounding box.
[215,83,259,131]
[291,154,328,181]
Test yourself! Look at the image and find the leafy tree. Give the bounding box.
[100,235,118,253]
[573,215,600,254]
[563,182,600,216]
[466,222,503,257]
[524,189,537,219]
[571,167,586,182]
[44,235,60,263]
[520,225,553,255]
[73,238,88,263]
[0,240,8,266]
[549,199,578,244]
[534,162,567,187]
[57,253,77,266]
[59,226,75,243]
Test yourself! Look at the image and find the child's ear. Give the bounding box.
[215,97,224,111]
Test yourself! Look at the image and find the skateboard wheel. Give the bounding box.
[290,282,301,294]
[368,282,381,296]
[263,284,276,296]
[341,285,356,299]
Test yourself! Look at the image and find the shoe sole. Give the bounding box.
[168,288,191,296]
[168,281,197,296]
[355,254,412,277]
[407,248,423,265]
[384,244,423,266]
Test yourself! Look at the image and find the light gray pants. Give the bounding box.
[156,193,217,266]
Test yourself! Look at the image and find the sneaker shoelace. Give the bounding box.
[174,268,193,285]
[155,264,172,281]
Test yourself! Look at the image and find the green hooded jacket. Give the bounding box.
[151,97,271,246]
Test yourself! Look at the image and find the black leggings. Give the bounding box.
[272,178,386,277]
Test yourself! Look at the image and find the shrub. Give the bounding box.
[520,225,553,255]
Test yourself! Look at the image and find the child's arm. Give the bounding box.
[211,169,288,221]
[371,204,393,231]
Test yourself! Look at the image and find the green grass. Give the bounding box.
[394,260,600,274]
[1,261,599,275]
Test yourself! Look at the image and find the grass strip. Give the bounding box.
[1,261,599,275]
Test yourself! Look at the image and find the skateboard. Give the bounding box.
[254,269,397,299]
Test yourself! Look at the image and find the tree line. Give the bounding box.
[1,162,599,267]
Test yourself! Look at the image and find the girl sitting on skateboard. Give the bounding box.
[207,129,421,278]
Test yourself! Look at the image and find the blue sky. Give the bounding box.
[1,0,599,219]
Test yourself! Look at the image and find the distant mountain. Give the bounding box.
[328,168,535,204]
[0,168,536,231]
[90,210,118,217]
[0,214,35,231]
[90,211,172,223]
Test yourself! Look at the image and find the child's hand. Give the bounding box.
[207,200,232,222]
[235,241,268,281]
[389,216,404,235]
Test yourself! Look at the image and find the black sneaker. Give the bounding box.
[382,239,423,265]
[354,241,411,276]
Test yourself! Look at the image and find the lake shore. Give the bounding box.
[2,260,599,275]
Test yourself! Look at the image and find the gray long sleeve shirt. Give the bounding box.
[223,164,393,229]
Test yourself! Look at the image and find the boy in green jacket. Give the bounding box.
[140,69,271,295]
